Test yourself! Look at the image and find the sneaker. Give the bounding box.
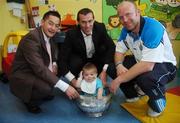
[126,97,140,103]
[147,107,162,117]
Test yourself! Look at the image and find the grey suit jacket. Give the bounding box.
[9,27,59,102]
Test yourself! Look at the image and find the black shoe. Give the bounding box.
[24,102,42,114]
[0,73,9,83]
[43,95,54,101]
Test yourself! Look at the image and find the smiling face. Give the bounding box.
[167,0,180,7]
[156,0,168,6]
[41,15,60,38]
[78,12,94,35]
[117,1,140,33]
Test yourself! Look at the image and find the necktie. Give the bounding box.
[46,41,53,72]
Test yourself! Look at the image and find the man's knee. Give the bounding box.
[136,73,153,89]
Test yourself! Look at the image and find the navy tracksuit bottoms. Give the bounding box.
[120,55,177,113]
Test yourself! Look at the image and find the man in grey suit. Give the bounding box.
[58,8,116,88]
[9,11,79,114]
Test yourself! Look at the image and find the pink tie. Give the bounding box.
[46,41,53,72]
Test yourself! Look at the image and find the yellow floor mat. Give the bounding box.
[121,93,180,123]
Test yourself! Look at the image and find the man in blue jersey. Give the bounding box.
[109,0,177,117]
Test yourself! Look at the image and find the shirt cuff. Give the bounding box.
[65,71,75,82]
[54,79,69,92]
[52,62,57,66]
[103,64,109,72]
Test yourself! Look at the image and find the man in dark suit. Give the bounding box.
[58,8,116,88]
[9,11,79,114]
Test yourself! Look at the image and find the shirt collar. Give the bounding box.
[128,16,145,41]
[81,30,92,37]
[127,16,145,36]
[139,16,145,36]
[42,29,50,43]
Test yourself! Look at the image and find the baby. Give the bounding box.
[76,62,104,99]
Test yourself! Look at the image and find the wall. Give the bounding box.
[0,0,102,72]
[103,0,180,41]
[0,0,102,45]
[30,0,102,24]
[172,41,180,68]
[0,0,27,45]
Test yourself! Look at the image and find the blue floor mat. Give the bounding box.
[0,81,140,123]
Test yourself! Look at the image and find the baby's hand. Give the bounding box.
[97,96,103,100]
[79,71,83,80]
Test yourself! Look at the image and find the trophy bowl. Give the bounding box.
[76,89,112,117]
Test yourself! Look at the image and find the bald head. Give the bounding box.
[117,0,140,33]
[117,1,137,15]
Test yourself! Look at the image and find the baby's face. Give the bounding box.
[83,70,97,82]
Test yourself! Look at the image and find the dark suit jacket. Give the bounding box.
[58,21,115,76]
[9,27,59,102]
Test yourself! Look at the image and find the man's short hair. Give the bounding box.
[77,8,94,21]
[42,11,61,20]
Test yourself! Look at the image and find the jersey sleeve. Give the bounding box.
[96,78,103,89]
[141,18,165,62]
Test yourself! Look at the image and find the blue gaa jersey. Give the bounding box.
[116,17,176,65]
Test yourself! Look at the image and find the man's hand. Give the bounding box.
[52,64,58,75]
[71,78,79,88]
[116,64,128,76]
[76,71,83,88]
[109,78,121,94]
[110,63,127,94]
[65,85,79,99]
[99,70,108,87]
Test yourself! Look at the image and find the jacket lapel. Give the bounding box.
[37,27,47,52]
[77,27,87,54]
[92,22,98,50]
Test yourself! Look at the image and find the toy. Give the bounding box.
[1,31,28,81]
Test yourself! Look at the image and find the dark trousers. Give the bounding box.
[27,80,54,104]
[120,55,177,100]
